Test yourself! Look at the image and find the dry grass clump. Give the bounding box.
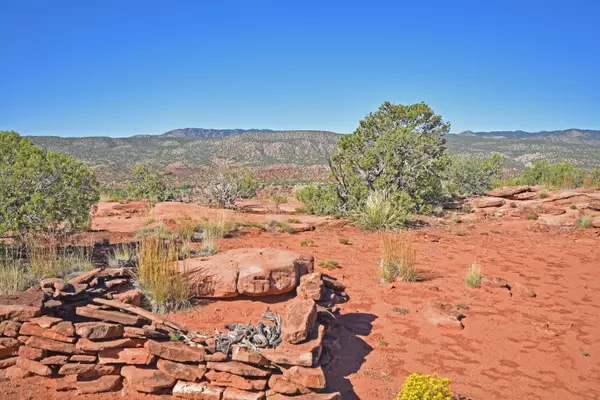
[464,263,482,288]
[380,234,418,283]
[300,239,315,247]
[0,245,29,295]
[576,213,593,228]
[135,237,190,313]
[318,260,341,270]
[108,243,135,268]
[177,214,197,241]
[338,237,352,245]
[199,214,236,239]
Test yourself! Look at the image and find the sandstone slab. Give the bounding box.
[26,336,76,354]
[423,301,464,330]
[173,380,224,399]
[76,375,122,394]
[76,307,147,326]
[157,358,206,381]
[282,298,317,344]
[121,365,177,393]
[206,370,267,391]
[99,347,155,365]
[206,361,270,377]
[282,365,326,389]
[19,322,76,343]
[16,356,52,376]
[473,197,506,208]
[223,387,266,400]
[145,340,205,362]
[75,322,124,339]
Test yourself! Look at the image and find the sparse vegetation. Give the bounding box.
[465,263,482,288]
[538,191,549,199]
[204,166,259,208]
[443,154,503,196]
[135,236,190,313]
[355,189,414,230]
[300,239,315,247]
[395,373,453,400]
[380,235,418,283]
[570,204,578,210]
[287,218,301,224]
[318,260,340,270]
[177,215,196,242]
[108,243,135,268]
[526,213,539,220]
[338,238,352,245]
[272,194,288,206]
[456,302,469,310]
[392,307,410,315]
[198,215,236,239]
[576,213,593,228]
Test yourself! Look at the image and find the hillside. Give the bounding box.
[29,131,600,187]
[458,128,600,146]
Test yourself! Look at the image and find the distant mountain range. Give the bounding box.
[457,129,600,146]
[156,128,275,138]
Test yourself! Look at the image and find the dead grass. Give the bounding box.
[380,234,418,283]
[199,213,236,238]
[177,214,196,241]
[300,239,316,247]
[465,263,482,288]
[338,237,352,245]
[108,243,135,268]
[318,260,341,270]
[135,237,190,313]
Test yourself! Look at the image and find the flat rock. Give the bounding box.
[172,380,224,399]
[75,322,124,339]
[206,361,270,377]
[512,192,538,200]
[113,289,142,306]
[157,358,206,381]
[40,355,69,365]
[265,393,340,400]
[123,325,169,339]
[423,301,464,330]
[58,362,98,375]
[231,345,270,366]
[282,298,317,344]
[540,207,566,215]
[206,370,267,391]
[487,186,531,198]
[591,217,600,228]
[184,248,314,298]
[481,276,509,289]
[261,324,324,367]
[121,365,177,393]
[512,282,537,298]
[473,197,506,208]
[282,365,326,389]
[26,336,76,354]
[0,291,43,321]
[18,346,46,360]
[588,200,600,211]
[0,365,33,379]
[268,374,311,395]
[52,321,75,336]
[76,307,147,326]
[76,375,122,394]
[296,273,324,301]
[145,340,205,362]
[223,387,266,400]
[70,354,97,363]
[29,316,62,329]
[77,337,140,353]
[19,322,76,343]
[0,321,21,337]
[16,356,52,376]
[99,347,155,365]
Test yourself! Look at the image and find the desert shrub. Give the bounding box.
[126,163,167,204]
[135,237,190,313]
[395,373,453,400]
[198,215,236,238]
[516,160,588,189]
[296,184,344,216]
[0,245,29,295]
[0,131,100,235]
[465,263,482,288]
[274,221,294,234]
[338,238,351,245]
[288,218,301,223]
[318,260,340,270]
[272,194,288,205]
[538,191,549,199]
[200,229,219,256]
[591,167,600,187]
[177,215,196,242]
[570,204,578,210]
[108,243,135,268]
[526,213,539,220]
[354,189,414,230]
[576,213,593,228]
[204,167,260,208]
[443,154,503,196]
[300,239,315,247]
[380,235,418,283]
[329,102,450,214]
[135,223,171,240]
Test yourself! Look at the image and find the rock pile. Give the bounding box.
[0,267,346,399]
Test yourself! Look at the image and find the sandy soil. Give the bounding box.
[3,200,600,400]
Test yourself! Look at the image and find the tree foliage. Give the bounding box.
[443,154,503,196]
[516,160,588,189]
[126,163,167,203]
[329,101,450,214]
[0,131,100,235]
[205,167,260,208]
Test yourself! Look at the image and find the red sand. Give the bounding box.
[3,201,600,400]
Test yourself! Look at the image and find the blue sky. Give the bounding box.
[1,0,599,137]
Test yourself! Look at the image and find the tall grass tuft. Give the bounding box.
[356,189,413,230]
[0,245,29,295]
[199,213,235,239]
[464,263,482,288]
[26,235,69,279]
[177,214,196,242]
[380,234,418,283]
[108,243,135,268]
[136,237,190,313]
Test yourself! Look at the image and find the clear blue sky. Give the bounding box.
[1,0,599,137]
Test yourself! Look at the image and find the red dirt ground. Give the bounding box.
[3,200,600,400]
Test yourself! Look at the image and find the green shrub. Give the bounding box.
[272,194,288,205]
[538,191,549,199]
[204,167,260,207]
[126,163,166,204]
[318,260,340,270]
[576,214,593,228]
[395,373,453,400]
[465,263,482,288]
[300,239,315,247]
[296,184,344,216]
[526,213,539,220]
[516,160,588,189]
[354,190,414,230]
[0,131,100,235]
[443,154,503,196]
[338,238,352,245]
[329,102,450,213]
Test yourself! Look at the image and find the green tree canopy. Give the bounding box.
[126,163,167,203]
[0,131,100,235]
[329,101,450,213]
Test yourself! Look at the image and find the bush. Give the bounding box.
[300,239,315,247]
[296,184,344,216]
[380,235,418,283]
[516,160,587,189]
[395,373,453,400]
[198,215,236,239]
[126,163,166,204]
[338,238,351,245]
[465,263,482,288]
[576,213,593,228]
[329,102,450,213]
[0,131,100,235]
[443,154,503,196]
[318,260,340,270]
[108,243,136,268]
[204,167,260,208]
[177,215,196,242]
[354,189,414,230]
